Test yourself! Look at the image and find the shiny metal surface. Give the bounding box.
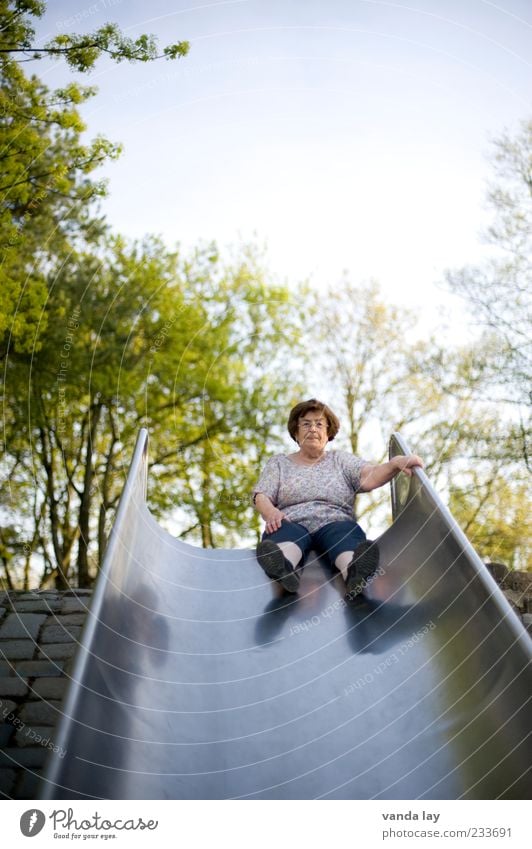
[40,429,532,799]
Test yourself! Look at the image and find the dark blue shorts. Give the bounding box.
[262,519,366,568]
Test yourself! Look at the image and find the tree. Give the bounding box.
[445,118,531,467]
[0,0,189,357]
[304,276,530,569]
[450,476,530,571]
[3,235,196,587]
[0,1,306,587]
[155,244,306,548]
[306,279,460,533]
[1,236,304,587]
[440,119,532,569]
[0,2,189,71]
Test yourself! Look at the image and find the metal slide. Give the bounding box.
[40,430,532,799]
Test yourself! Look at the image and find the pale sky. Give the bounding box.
[34,0,531,332]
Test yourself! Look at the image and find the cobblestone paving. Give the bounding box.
[0,589,92,799]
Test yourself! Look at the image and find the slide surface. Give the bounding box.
[40,430,532,799]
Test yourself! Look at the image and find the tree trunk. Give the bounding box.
[77,402,102,587]
[1,559,14,590]
[345,387,359,454]
[38,426,71,589]
[201,519,214,548]
[98,502,111,564]
[200,441,215,548]
[97,410,118,568]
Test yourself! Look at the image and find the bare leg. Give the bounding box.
[335,551,354,582]
[278,542,303,568]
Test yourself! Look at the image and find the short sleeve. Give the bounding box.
[252,456,281,505]
[336,451,368,492]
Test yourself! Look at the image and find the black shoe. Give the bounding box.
[256,541,300,594]
[345,540,380,601]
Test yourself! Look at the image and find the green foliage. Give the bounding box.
[0,0,189,359]
[2,235,303,585]
[450,476,531,571]
[143,241,305,547]
[3,0,527,582]
[438,118,532,567]
[0,2,189,71]
[305,275,530,569]
[37,25,189,71]
[0,60,114,247]
[0,0,304,588]
[0,274,47,353]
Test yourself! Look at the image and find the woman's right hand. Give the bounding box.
[264,508,286,534]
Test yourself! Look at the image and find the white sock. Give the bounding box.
[335,551,354,582]
[278,542,303,568]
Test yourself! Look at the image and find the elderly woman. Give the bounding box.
[253,399,423,599]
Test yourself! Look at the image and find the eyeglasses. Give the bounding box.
[299,420,326,430]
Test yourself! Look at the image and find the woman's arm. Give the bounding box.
[253,493,286,533]
[359,454,424,492]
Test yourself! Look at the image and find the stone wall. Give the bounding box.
[1,568,530,799]
[0,589,93,799]
[485,564,532,635]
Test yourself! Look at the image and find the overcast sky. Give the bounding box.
[33,0,532,334]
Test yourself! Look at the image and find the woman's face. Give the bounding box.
[297,411,329,450]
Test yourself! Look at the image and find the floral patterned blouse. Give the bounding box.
[252,450,368,532]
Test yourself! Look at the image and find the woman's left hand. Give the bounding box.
[394,454,424,476]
